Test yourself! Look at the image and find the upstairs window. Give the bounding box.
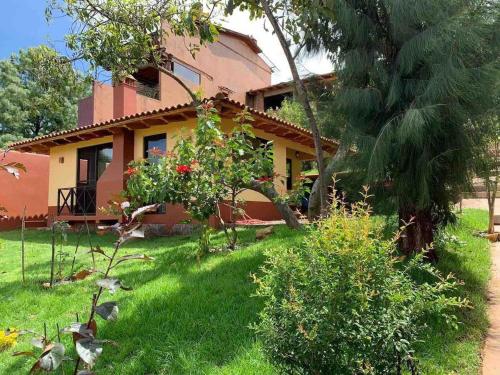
[144,134,166,160]
[264,92,293,111]
[133,67,160,100]
[172,61,201,85]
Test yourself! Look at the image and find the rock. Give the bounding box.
[256,226,274,240]
[487,233,499,242]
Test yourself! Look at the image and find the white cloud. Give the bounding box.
[220,10,333,84]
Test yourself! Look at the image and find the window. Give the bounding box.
[77,143,113,185]
[286,158,293,191]
[172,61,201,84]
[264,92,293,111]
[133,67,160,100]
[144,134,166,160]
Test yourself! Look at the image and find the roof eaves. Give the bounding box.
[9,96,338,151]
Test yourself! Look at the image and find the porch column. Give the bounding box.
[96,129,135,213]
[273,142,287,195]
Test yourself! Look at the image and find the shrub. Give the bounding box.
[253,193,467,374]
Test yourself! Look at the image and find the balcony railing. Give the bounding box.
[136,81,160,100]
[57,185,97,216]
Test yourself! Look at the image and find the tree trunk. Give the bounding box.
[260,0,329,215]
[308,142,349,219]
[247,180,301,229]
[398,206,437,261]
[488,204,495,234]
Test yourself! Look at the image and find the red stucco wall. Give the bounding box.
[0,150,49,230]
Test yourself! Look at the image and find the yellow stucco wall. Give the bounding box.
[48,137,113,206]
[47,118,317,206]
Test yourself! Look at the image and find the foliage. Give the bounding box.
[469,114,500,233]
[266,84,347,142]
[46,0,220,81]
[0,45,90,146]
[0,211,491,373]
[126,102,279,250]
[8,204,157,373]
[257,0,499,251]
[253,191,468,374]
[267,98,308,129]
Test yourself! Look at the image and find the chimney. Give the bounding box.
[113,76,137,119]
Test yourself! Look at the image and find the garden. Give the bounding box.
[0,0,498,373]
[0,209,491,374]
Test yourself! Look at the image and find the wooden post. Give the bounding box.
[84,215,96,270]
[49,222,56,287]
[70,225,83,275]
[21,206,26,283]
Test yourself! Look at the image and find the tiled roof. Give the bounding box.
[247,72,336,94]
[8,96,338,152]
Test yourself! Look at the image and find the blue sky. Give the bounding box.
[0,1,73,59]
[0,2,332,83]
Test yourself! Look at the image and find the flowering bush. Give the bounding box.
[125,101,277,251]
[175,164,192,174]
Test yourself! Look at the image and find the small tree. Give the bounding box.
[471,115,500,234]
[126,102,283,251]
[9,204,158,373]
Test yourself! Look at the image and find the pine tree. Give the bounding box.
[298,0,499,257]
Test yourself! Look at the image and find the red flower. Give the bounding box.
[176,164,192,174]
[201,101,214,111]
[149,147,164,157]
[256,176,273,182]
[125,167,138,175]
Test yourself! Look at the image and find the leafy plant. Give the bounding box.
[253,188,468,374]
[9,204,158,373]
[50,221,71,281]
[126,102,285,252]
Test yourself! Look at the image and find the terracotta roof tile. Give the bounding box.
[8,97,338,151]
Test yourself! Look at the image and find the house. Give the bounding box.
[9,28,337,229]
[246,72,336,112]
[0,150,49,230]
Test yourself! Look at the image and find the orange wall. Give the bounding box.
[78,30,272,126]
[161,31,271,104]
[0,150,49,227]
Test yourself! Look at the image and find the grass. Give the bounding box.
[415,209,491,374]
[0,209,491,374]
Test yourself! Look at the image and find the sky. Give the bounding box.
[0,1,333,84]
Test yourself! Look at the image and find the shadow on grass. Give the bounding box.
[95,250,267,374]
[1,225,303,374]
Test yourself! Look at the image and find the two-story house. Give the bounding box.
[9,27,337,229]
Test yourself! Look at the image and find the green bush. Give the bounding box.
[253,194,467,374]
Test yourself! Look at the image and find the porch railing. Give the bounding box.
[57,185,97,216]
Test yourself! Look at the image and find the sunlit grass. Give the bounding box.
[0,209,490,374]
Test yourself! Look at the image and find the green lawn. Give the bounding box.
[0,209,491,374]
